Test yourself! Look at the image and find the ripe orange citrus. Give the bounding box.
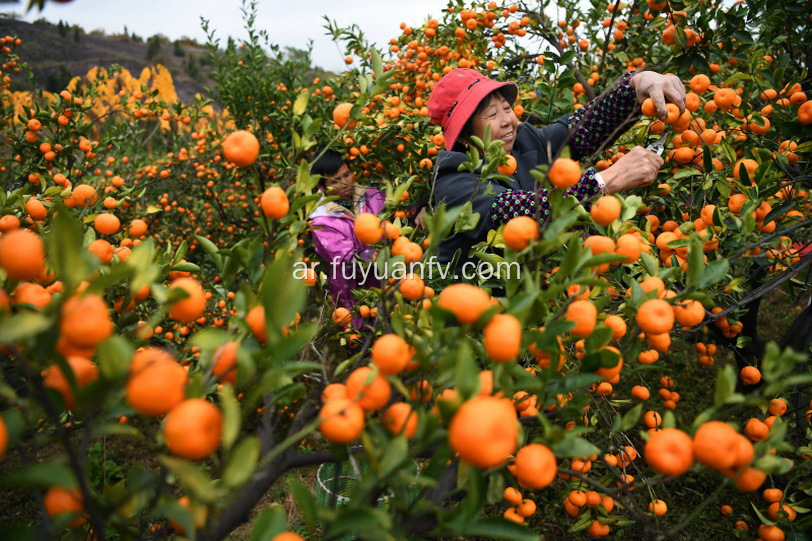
[513,443,557,489]
[260,186,289,219]
[354,212,383,245]
[87,239,113,264]
[733,158,758,180]
[437,283,491,324]
[94,213,121,235]
[371,333,413,375]
[60,293,113,348]
[399,274,425,301]
[0,229,46,281]
[332,102,354,128]
[0,415,7,459]
[44,487,85,528]
[565,299,597,337]
[272,533,306,541]
[548,157,581,189]
[637,299,674,334]
[319,398,364,443]
[604,314,627,340]
[71,184,98,207]
[25,197,47,221]
[129,219,148,237]
[615,234,642,264]
[503,216,539,251]
[757,524,787,541]
[246,305,267,343]
[126,348,187,416]
[799,100,812,124]
[212,341,238,384]
[383,402,418,439]
[648,499,668,516]
[222,130,260,166]
[713,87,737,110]
[497,154,518,175]
[484,313,522,362]
[448,396,518,469]
[345,366,391,411]
[168,278,207,323]
[163,398,223,460]
[644,428,694,476]
[740,366,761,385]
[692,421,740,471]
[332,307,352,327]
[672,299,705,328]
[42,356,98,410]
[641,97,658,117]
[689,74,710,93]
[733,466,766,492]
[590,195,622,226]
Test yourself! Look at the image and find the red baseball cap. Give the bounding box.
[428,68,518,150]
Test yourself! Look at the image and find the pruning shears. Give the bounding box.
[646,132,668,156]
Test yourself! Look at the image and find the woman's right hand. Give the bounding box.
[600,146,664,194]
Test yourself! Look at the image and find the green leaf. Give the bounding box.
[559,50,576,65]
[455,340,479,399]
[552,437,599,458]
[172,240,188,265]
[223,436,260,488]
[458,518,538,541]
[195,234,222,269]
[0,461,77,489]
[170,262,201,273]
[158,455,223,504]
[699,259,729,288]
[763,344,807,387]
[370,48,384,78]
[753,454,792,475]
[292,91,310,116]
[288,476,317,532]
[750,501,775,527]
[96,335,134,381]
[686,234,703,287]
[731,30,753,44]
[48,205,92,289]
[0,312,51,344]
[714,364,736,407]
[294,159,319,193]
[219,384,241,451]
[260,256,307,346]
[379,436,408,478]
[621,404,643,431]
[673,168,701,180]
[325,508,391,539]
[250,504,288,541]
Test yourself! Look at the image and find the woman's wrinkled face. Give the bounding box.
[324,163,356,199]
[471,92,519,153]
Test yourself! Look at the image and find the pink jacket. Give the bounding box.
[309,188,386,326]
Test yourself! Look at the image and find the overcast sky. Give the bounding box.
[7,0,456,72]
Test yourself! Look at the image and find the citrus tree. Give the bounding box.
[1,0,811,539]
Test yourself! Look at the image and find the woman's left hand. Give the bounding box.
[630,71,686,121]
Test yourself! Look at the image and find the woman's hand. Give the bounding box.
[630,71,686,121]
[600,146,664,194]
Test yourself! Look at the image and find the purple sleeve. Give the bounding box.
[362,188,386,215]
[568,71,638,158]
[310,216,363,310]
[489,169,602,226]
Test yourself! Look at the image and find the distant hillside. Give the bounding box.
[0,18,218,102]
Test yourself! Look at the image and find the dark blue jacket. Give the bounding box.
[432,116,578,265]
